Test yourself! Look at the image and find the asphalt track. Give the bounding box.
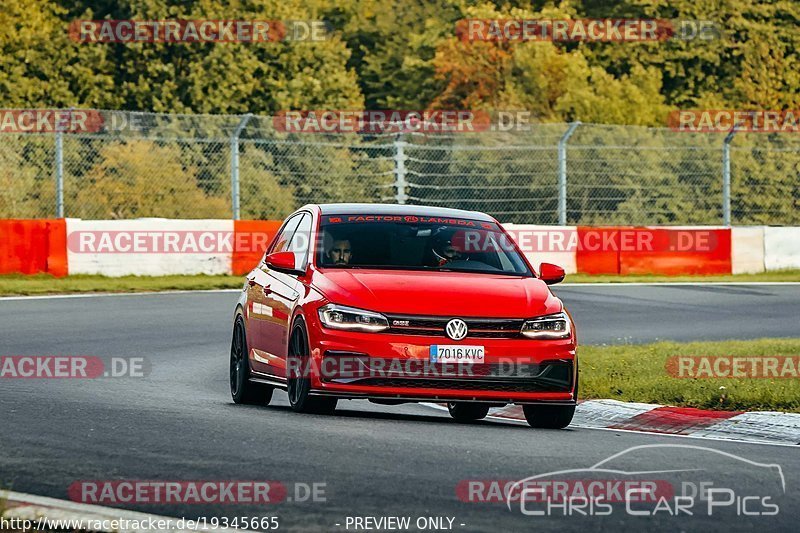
[1,285,798,532]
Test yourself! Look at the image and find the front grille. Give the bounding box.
[385,315,525,339]
[322,359,574,392]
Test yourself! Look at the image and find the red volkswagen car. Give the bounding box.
[230,204,577,428]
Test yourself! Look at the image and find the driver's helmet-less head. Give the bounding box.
[432,233,464,264]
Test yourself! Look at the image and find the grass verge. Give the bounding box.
[581,338,800,412]
[1,269,799,296]
[0,274,242,296]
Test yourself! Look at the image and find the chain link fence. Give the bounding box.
[0,109,797,224]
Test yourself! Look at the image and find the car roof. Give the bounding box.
[313,203,496,222]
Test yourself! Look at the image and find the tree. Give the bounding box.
[0,0,118,108]
[0,135,52,218]
[73,140,229,218]
[2,0,364,112]
[579,0,800,109]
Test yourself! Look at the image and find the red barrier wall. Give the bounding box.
[232,220,282,275]
[575,227,732,275]
[0,219,67,276]
[0,220,737,278]
[574,227,620,274]
[620,228,731,275]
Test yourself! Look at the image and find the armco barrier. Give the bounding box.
[3,220,799,277]
[0,219,67,276]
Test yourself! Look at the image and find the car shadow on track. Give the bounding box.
[221,400,576,432]
[318,406,578,433]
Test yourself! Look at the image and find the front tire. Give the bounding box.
[447,402,490,422]
[522,404,575,429]
[230,315,273,405]
[287,319,338,415]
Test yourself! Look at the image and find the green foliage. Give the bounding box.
[729,134,800,224]
[72,140,229,218]
[0,0,118,108]
[1,0,364,112]
[4,0,797,117]
[321,0,456,109]
[0,273,243,295]
[2,270,800,296]
[0,136,52,218]
[578,0,800,109]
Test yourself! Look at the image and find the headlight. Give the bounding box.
[521,312,571,339]
[318,304,389,332]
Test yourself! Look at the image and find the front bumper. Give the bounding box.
[306,323,578,404]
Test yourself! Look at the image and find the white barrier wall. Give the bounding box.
[764,227,800,271]
[66,219,234,276]
[731,227,765,274]
[502,224,578,274]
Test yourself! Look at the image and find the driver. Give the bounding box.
[326,239,352,265]
[431,234,465,266]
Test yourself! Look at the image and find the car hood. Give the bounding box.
[310,269,561,317]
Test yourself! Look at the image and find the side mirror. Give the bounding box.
[539,263,565,285]
[264,251,305,276]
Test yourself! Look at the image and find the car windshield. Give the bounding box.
[316,214,532,276]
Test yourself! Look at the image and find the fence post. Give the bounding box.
[55,128,64,218]
[722,128,736,226]
[558,121,580,225]
[54,108,74,218]
[393,133,408,204]
[230,113,253,220]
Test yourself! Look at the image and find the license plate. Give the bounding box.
[429,345,485,364]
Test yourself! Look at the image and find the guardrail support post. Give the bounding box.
[558,121,580,225]
[231,113,253,220]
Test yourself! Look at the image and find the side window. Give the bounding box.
[267,214,302,257]
[288,213,313,269]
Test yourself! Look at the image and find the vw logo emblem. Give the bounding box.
[445,318,468,341]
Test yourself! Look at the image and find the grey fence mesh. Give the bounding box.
[0,109,797,224]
